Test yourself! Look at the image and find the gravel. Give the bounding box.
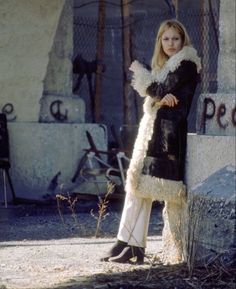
[0,200,164,289]
[1,200,235,289]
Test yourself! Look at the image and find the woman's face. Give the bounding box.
[161,27,183,57]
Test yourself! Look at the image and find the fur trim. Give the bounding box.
[131,46,202,97]
[167,46,202,73]
[126,46,201,200]
[131,66,153,97]
[125,103,157,194]
[136,175,186,203]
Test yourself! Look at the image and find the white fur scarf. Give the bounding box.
[125,46,201,201]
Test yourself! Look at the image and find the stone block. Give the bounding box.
[196,93,236,136]
[184,165,236,265]
[39,94,85,123]
[4,122,107,200]
[185,133,235,189]
[162,132,235,265]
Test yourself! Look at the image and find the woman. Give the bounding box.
[101,19,201,264]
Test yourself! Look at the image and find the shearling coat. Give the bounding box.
[143,59,200,181]
[126,46,201,201]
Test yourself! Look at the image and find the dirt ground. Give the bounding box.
[0,199,235,289]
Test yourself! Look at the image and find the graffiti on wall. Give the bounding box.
[1,103,17,121]
[39,94,85,123]
[1,96,84,124]
[49,100,68,122]
[199,97,236,134]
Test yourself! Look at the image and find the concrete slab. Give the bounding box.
[184,165,236,265]
[5,123,107,200]
[185,133,235,189]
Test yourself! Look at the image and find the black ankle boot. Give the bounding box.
[100,240,127,262]
[109,245,145,264]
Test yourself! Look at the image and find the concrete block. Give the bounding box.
[185,133,235,189]
[184,165,236,265]
[196,93,236,136]
[5,122,107,200]
[39,94,85,123]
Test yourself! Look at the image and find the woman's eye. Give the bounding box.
[162,37,179,41]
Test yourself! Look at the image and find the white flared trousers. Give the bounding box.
[117,191,152,248]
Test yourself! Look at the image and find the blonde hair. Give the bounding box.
[151,19,191,71]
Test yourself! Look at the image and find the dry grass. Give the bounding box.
[90,182,115,237]
[55,182,115,238]
[56,192,79,224]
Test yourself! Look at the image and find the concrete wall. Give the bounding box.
[183,0,236,266]
[43,0,73,96]
[186,0,236,189]
[217,0,236,93]
[0,0,65,122]
[0,0,106,202]
[186,134,235,189]
[8,123,107,200]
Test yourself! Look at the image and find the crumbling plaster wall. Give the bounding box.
[183,0,236,265]
[43,0,73,96]
[0,0,101,201]
[217,0,236,93]
[0,0,65,121]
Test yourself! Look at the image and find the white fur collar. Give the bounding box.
[151,46,202,83]
[131,46,201,98]
[166,46,201,73]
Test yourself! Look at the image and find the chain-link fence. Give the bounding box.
[73,3,219,134]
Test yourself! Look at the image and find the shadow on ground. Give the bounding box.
[49,261,236,289]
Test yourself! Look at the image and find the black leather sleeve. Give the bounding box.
[146,60,198,100]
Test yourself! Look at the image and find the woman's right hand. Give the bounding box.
[158,93,179,107]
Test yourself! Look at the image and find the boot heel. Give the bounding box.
[136,252,144,264]
[136,247,145,264]
[100,240,127,262]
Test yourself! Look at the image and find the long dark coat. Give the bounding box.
[143,60,200,181]
[125,46,201,200]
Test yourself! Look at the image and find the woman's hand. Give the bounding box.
[129,60,143,72]
[158,93,179,107]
